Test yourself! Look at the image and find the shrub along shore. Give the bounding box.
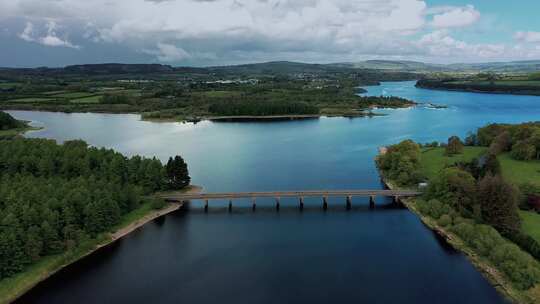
[376,122,540,303]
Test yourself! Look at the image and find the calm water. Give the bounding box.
[10,81,540,303]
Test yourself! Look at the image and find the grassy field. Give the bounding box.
[499,153,540,187]
[520,211,540,244]
[0,82,21,89]
[52,92,94,99]
[420,147,540,251]
[4,97,56,103]
[420,146,487,180]
[0,201,160,304]
[70,95,103,104]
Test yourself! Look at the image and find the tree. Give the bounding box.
[445,136,464,155]
[478,174,521,235]
[482,153,501,177]
[511,140,536,161]
[376,140,423,186]
[0,111,22,130]
[166,156,191,189]
[426,167,476,211]
[488,131,511,155]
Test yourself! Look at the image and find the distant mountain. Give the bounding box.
[1,60,539,77]
[65,63,175,74]
[335,60,446,72]
[338,60,540,73]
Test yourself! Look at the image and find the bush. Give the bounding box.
[511,140,536,161]
[490,244,540,290]
[437,214,452,227]
[150,198,167,210]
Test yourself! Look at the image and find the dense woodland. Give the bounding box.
[377,122,540,291]
[0,138,190,279]
[0,111,23,130]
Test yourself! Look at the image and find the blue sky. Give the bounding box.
[1,0,539,67]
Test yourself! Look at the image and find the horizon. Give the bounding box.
[1,0,540,68]
[4,58,540,70]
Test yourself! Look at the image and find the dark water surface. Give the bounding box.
[11,81,540,303]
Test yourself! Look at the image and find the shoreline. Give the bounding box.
[415,84,540,96]
[380,176,525,303]
[4,107,403,124]
[2,185,202,304]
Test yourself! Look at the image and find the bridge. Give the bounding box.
[161,189,421,211]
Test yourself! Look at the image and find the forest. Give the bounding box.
[0,138,190,279]
[0,111,23,130]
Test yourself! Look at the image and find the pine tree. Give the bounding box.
[166,156,191,190]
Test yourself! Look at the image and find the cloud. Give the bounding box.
[430,5,480,28]
[1,0,538,64]
[515,31,540,43]
[18,21,80,49]
[144,43,191,62]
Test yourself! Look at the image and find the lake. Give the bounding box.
[11,81,540,303]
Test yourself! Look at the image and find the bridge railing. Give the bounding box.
[161,189,421,212]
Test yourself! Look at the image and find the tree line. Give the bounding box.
[0,111,23,130]
[208,100,320,116]
[0,138,190,279]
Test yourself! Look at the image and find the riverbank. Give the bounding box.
[381,178,535,303]
[416,81,540,96]
[0,185,202,304]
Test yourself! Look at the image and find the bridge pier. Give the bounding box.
[299,197,304,211]
[393,196,400,205]
[323,196,328,211]
[204,199,209,212]
[228,200,233,212]
[346,196,352,210]
[276,197,280,211]
[252,198,256,211]
[369,196,375,209]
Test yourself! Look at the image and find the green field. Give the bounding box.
[520,211,540,244]
[420,146,487,180]
[0,82,20,89]
[499,153,540,187]
[3,97,56,103]
[52,92,94,99]
[194,90,242,98]
[420,147,540,246]
[70,95,103,104]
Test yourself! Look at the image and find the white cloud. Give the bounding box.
[430,5,480,28]
[18,21,34,42]
[144,43,191,62]
[18,20,80,49]
[515,31,540,43]
[2,0,538,63]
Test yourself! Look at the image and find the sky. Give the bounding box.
[1,0,540,67]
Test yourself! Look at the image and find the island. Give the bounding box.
[416,73,540,96]
[0,132,196,304]
[376,122,540,303]
[0,62,417,122]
